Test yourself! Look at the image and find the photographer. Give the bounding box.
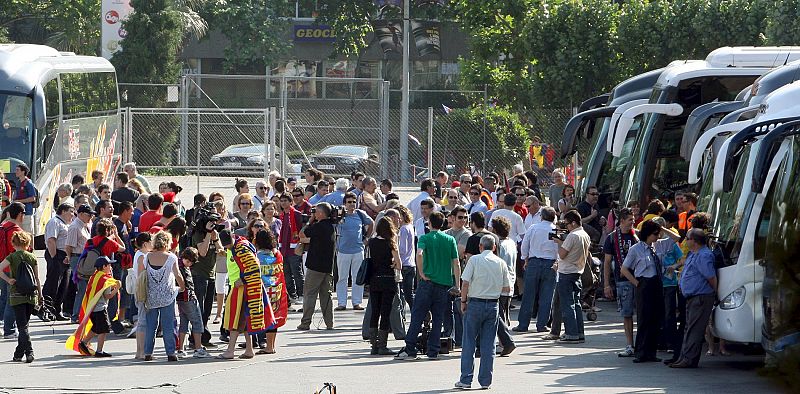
[297,202,336,331]
[191,207,224,347]
[552,210,590,344]
[515,206,558,333]
[335,192,374,311]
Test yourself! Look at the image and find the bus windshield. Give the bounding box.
[590,117,641,207]
[711,145,753,267]
[0,92,34,170]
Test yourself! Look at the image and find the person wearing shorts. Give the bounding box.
[176,248,211,359]
[602,209,638,358]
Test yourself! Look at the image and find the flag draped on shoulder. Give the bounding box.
[65,270,119,355]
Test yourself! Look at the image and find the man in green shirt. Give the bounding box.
[395,212,460,361]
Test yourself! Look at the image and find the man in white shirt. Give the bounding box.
[407,179,436,221]
[523,196,542,229]
[42,203,75,320]
[488,194,526,242]
[414,199,435,237]
[456,235,510,390]
[515,206,558,333]
[552,210,590,343]
[67,204,94,322]
[464,185,488,215]
[252,181,268,212]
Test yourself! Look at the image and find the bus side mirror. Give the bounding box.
[33,85,47,129]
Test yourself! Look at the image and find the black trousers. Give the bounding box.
[194,276,216,343]
[680,293,715,366]
[369,289,396,331]
[634,276,663,360]
[13,303,34,358]
[42,249,69,315]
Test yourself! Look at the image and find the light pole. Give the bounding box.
[399,0,410,181]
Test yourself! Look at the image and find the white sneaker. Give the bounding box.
[394,349,420,361]
[175,350,188,359]
[193,348,211,358]
[617,345,634,357]
[591,306,603,312]
[293,297,304,305]
[454,381,471,389]
[3,333,17,340]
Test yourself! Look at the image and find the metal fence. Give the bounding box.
[121,76,579,187]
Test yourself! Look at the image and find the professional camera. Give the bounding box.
[548,220,569,241]
[192,202,225,234]
[310,205,347,224]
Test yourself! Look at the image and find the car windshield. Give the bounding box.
[320,145,366,157]
[222,145,266,155]
[0,92,34,170]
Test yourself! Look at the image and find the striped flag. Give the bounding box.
[442,104,453,114]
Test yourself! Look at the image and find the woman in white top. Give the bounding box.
[131,232,152,360]
[490,216,518,355]
[139,231,185,362]
[558,184,577,218]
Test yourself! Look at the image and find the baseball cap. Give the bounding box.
[287,177,297,184]
[94,256,115,269]
[77,205,96,215]
[451,181,461,189]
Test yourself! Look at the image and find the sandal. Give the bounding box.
[257,348,276,355]
[215,354,234,360]
[213,317,221,324]
[239,353,255,359]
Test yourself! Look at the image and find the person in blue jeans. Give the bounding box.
[395,212,460,361]
[552,210,590,343]
[140,232,185,361]
[515,206,559,333]
[455,235,511,390]
[0,280,17,338]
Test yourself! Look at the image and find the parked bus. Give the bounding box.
[0,44,122,237]
[608,47,800,209]
[752,117,800,359]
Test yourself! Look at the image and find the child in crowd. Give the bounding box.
[0,232,42,363]
[131,232,152,360]
[78,256,120,357]
[176,247,211,358]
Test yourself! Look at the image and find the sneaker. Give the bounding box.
[3,333,17,340]
[480,386,491,390]
[500,343,516,356]
[122,319,134,328]
[293,297,304,305]
[426,354,439,361]
[617,345,635,357]
[167,355,179,362]
[175,350,188,359]
[454,381,471,390]
[296,324,311,331]
[541,333,560,341]
[511,326,528,333]
[591,306,603,312]
[557,337,583,344]
[78,341,94,356]
[12,356,22,362]
[394,348,419,361]
[334,306,346,311]
[25,353,34,363]
[219,335,230,343]
[94,351,112,358]
[352,304,365,310]
[193,348,211,359]
[202,341,218,349]
[143,355,153,361]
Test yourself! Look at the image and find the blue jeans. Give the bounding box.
[460,299,499,388]
[106,263,125,333]
[517,258,556,331]
[0,280,17,336]
[400,266,416,309]
[72,279,88,321]
[403,279,449,357]
[442,296,463,346]
[145,302,177,356]
[557,272,584,340]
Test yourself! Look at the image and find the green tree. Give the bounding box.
[764,0,800,45]
[0,0,101,54]
[433,106,530,172]
[112,0,183,165]
[204,0,292,70]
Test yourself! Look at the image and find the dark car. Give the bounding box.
[304,145,380,176]
[209,144,298,174]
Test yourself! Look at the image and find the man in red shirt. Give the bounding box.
[512,186,529,219]
[138,193,164,233]
[291,187,311,215]
[1,202,25,335]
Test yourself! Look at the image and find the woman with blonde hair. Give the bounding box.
[232,193,253,230]
[139,231,185,362]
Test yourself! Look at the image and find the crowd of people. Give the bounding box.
[0,163,721,388]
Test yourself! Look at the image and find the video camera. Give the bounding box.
[192,202,226,234]
[548,220,569,241]
[310,204,346,224]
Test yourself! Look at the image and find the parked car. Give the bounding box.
[209,144,299,174]
[303,145,380,176]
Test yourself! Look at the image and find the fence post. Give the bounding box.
[123,107,132,164]
[196,109,201,194]
[269,107,277,178]
[380,81,390,180]
[179,75,188,166]
[428,107,433,179]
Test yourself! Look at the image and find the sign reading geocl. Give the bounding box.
[293,25,336,43]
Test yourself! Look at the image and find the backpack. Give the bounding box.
[14,255,37,296]
[76,238,110,280]
[0,224,14,262]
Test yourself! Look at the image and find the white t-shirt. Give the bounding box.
[488,208,526,243]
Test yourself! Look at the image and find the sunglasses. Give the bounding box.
[259,187,267,190]
[469,192,480,196]
[253,223,265,228]
[345,201,356,205]
[457,216,468,220]
[515,193,526,197]
[448,195,458,199]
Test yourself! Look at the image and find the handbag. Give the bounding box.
[135,258,149,304]
[124,268,136,294]
[355,239,372,286]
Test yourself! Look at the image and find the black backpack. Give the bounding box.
[14,257,36,296]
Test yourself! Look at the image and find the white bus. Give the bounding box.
[0,44,122,237]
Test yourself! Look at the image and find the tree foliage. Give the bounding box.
[433,106,530,172]
[204,0,292,70]
[0,0,101,54]
[764,0,800,46]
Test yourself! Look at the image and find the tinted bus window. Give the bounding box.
[61,72,118,117]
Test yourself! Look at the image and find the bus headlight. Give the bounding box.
[720,286,746,310]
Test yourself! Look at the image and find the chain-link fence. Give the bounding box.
[121,76,581,187]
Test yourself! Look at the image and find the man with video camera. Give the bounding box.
[551,210,590,344]
[297,202,337,330]
[191,204,224,347]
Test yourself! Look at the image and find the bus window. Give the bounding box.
[61,72,117,117]
[0,93,33,165]
[38,78,60,165]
